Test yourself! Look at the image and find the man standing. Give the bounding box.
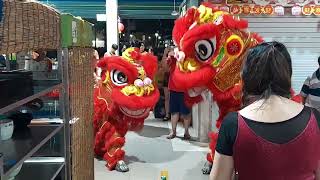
[300,57,320,111]
[166,49,192,140]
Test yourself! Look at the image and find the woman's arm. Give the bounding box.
[209,151,234,180]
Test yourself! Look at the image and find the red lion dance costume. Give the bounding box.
[170,3,301,174]
[93,48,160,172]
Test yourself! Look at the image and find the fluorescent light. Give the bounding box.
[96,14,106,21]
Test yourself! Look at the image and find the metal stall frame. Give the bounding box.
[60,49,72,180]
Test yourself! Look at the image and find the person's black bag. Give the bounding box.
[154,88,165,119]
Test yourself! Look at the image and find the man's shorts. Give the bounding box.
[169,91,190,115]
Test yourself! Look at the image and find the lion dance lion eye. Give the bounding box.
[195,38,216,62]
[110,69,128,86]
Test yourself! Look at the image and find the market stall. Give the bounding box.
[60,13,95,180]
[0,1,66,180]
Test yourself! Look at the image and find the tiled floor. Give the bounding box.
[95,116,210,180]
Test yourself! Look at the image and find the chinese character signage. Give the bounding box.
[207,0,320,16]
[222,0,320,6]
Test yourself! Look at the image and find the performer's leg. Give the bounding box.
[167,113,179,139]
[94,121,128,171]
[163,87,170,120]
[103,129,128,171]
[167,91,180,139]
[182,114,191,140]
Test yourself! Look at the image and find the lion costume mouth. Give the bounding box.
[119,107,151,118]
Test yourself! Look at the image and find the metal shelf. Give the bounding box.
[0,83,63,114]
[14,157,65,180]
[1,124,63,177]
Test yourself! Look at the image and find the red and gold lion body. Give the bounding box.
[93,48,160,171]
[171,3,301,166]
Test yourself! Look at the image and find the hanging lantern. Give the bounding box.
[118,22,124,33]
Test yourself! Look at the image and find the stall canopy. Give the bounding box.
[39,0,184,19]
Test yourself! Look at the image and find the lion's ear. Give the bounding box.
[222,15,248,30]
[172,7,199,48]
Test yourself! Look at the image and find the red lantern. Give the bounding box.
[118,23,124,32]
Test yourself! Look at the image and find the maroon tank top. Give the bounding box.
[233,113,320,180]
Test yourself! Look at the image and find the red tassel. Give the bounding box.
[207,132,219,163]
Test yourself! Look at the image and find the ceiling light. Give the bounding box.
[171,0,179,16]
[171,10,179,16]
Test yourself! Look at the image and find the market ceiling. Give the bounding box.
[40,0,184,19]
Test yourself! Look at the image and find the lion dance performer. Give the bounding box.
[93,48,160,172]
[170,3,301,174]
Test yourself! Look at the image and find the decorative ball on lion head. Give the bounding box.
[172,3,263,104]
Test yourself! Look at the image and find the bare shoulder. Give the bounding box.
[239,96,304,123]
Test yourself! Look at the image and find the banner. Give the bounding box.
[210,3,320,16]
[208,0,320,6]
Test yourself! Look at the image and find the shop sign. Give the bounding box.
[275,5,285,15]
[292,5,302,15]
[242,5,252,14]
[224,0,320,6]
[72,21,77,43]
[313,5,320,15]
[230,5,241,14]
[302,5,313,15]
